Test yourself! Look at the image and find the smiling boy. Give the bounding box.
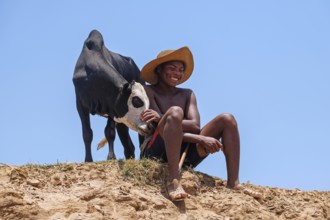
[139,47,260,201]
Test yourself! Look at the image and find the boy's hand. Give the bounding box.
[140,109,161,124]
[199,136,223,154]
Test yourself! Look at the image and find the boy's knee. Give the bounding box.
[219,113,238,127]
[167,106,184,121]
[168,106,184,116]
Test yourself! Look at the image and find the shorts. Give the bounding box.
[140,132,207,168]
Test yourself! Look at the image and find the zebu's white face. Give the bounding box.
[114,82,152,135]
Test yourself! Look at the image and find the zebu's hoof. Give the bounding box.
[85,158,93,163]
[124,152,135,160]
[107,153,116,160]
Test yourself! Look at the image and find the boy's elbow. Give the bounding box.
[192,125,201,134]
[183,121,200,134]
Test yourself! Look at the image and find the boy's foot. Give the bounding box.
[166,179,189,201]
[229,184,263,199]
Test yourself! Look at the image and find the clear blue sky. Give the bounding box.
[1,1,329,191]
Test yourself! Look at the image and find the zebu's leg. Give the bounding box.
[138,134,145,149]
[76,99,93,162]
[116,123,135,159]
[105,118,116,160]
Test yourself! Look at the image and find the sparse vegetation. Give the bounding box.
[119,158,166,185]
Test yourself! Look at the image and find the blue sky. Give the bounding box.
[1,1,329,191]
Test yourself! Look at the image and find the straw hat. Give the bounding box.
[140,46,194,85]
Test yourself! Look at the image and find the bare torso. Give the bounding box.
[145,85,192,118]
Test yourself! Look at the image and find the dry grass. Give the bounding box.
[119,159,166,185]
[1,159,197,186]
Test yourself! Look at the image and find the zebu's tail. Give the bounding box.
[97,137,107,150]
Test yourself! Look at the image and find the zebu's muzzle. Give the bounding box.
[137,123,154,136]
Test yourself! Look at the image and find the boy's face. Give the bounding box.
[158,61,185,86]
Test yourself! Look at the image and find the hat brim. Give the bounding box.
[140,46,194,85]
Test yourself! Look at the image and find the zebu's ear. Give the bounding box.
[122,82,132,95]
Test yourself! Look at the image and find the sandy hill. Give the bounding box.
[0,160,329,220]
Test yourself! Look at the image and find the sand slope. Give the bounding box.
[0,161,329,220]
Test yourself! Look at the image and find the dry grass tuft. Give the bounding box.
[119,159,166,185]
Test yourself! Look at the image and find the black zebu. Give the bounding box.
[73,30,151,162]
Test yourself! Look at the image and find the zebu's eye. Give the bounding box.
[132,96,144,108]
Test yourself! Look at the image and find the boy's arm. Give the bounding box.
[182,91,200,134]
[183,132,223,154]
[140,85,163,124]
